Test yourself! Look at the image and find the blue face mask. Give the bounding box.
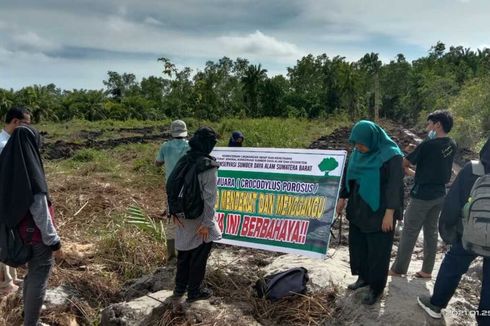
[428,130,437,139]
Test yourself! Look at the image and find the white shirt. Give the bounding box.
[0,129,10,155]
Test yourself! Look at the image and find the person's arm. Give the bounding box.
[196,168,218,240]
[29,194,61,250]
[336,160,349,215]
[403,158,415,176]
[404,142,423,176]
[439,164,470,244]
[382,155,404,232]
[155,144,165,167]
[199,168,217,228]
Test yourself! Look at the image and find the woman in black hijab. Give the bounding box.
[228,131,244,147]
[171,127,222,303]
[0,125,61,326]
[417,138,490,325]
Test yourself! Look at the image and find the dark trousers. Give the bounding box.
[431,240,490,326]
[23,244,54,326]
[349,222,394,296]
[175,242,213,297]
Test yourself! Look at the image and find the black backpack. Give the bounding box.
[0,219,35,267]
[254,267,309,301]
[166,155,218,220]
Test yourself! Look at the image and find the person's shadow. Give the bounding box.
[336,276,447,325]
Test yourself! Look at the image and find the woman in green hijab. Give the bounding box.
[336,120,404,305]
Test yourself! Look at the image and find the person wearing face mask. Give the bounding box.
[390,110,457,279]
[336,120,404,305]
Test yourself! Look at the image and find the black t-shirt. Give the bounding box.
[407,137,457,200]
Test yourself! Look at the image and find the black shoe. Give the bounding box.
[361,290,380,305]
[186,288,213,303]
[347,277,368,290]
[171,289,186,298]
[417,295,442,319]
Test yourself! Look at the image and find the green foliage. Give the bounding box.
[125,205,166,243]
[72,148,103,162]
[3,43,490,149]
[450,77,490,149]
[210,116,350,148]
[97,225,166,279]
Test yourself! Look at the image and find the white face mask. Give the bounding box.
[428,130,437,139]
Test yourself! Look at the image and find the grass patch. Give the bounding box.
[97,226,167,279]
[37,115,351,149]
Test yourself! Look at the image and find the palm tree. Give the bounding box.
[241,64,267,117]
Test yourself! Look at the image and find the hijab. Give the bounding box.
[228,131,244,147]
[345,120,403,211]
[189,127,218,155]
[0,125,48,227]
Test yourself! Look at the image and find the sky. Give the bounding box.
[1,0,489,90]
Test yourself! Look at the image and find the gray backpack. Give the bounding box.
[462,160,490,257]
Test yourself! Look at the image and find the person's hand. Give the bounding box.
[382,210,394,232]
[336,198,346,216]
[196,225,209,241]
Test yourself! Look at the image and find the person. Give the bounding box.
[172,127,222,303]
[228,131,244,147]
[0,125,61,326]
[0,106,31,296]
[336,120,404,305]
[417,138,490,325]
[155,120,190,260]
[390,110,456,279]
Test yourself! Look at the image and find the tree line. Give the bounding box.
[1,42,490,133]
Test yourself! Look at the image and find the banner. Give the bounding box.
[212,147,347,259]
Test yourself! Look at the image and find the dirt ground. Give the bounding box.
[0,121,483,326]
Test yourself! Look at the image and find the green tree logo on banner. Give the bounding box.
[318,157,339,176]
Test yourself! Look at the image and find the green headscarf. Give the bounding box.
[346,120,403,211]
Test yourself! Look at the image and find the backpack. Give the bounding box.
[254,267,309,301]
[0,219,35,267]
[462,160,490,257]
[166,155,217,220]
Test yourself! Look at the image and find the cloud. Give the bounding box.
[0,23,60,53]
[1,0,490,89]
[144,16,163,26]
[219,31,303,59]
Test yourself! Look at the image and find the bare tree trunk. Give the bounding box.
[374,72,380,122]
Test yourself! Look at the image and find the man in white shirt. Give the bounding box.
[0,106,31,296]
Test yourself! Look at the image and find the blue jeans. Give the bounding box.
[431,240,489,325]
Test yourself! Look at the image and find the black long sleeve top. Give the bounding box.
[340,155,404,233]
